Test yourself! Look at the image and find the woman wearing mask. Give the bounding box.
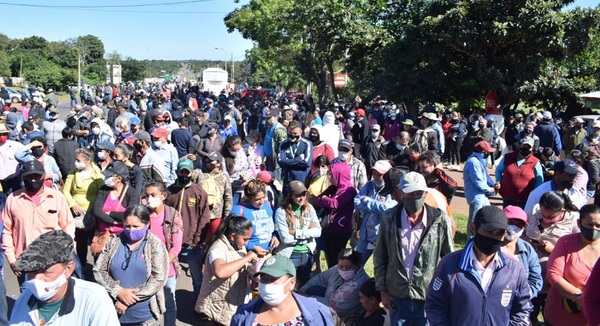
[231,255,335,326]
[94,205,169,326]
[300,249,370,321]
[196,122,224,159]
[63,147,104,265]
[274,181,321,286]
[232,179,279,257]
[114,143,144,198]
[15,136,61,188]
[89,118,115,149]
[545,204,600,325]
[500,206,543,300]
[309,125,335,175]
[95,141,115,171]
[195,215,257,325]
[316,163,358,268]
[222,135,253,204]
[143,182,183,326]
[92,161,140,257]
[244,129,265,177]
[524,190,580,320]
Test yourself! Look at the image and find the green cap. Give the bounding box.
[177,158,194,172]
[255,255,296,278]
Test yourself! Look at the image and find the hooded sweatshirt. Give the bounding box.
[316,162,357,235]
[310,125,335,174]
[322,111,342,157]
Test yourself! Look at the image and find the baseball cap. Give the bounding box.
[254,255,296,278]
[371,160,392,175]
[419,112,438,121]
[133,130,151,143]
[371,124,381,131]
[503,205,528,226]
[96,141,116,152]
[224,115,232,121]
[265,110,280,118]
[474,205,508,232]
[593,120,600,129]
[474,141,494,153]
[257,171,273,184]
[574,117,585,124]
[518,138,534,148]
[102,161,129,179]
[129,115,141,126]
[355,109,366,117]
[14,230,74,273]
[228,100,234,104]
[542,111,552,120]
[554,159,578,175]
[177,158,195,172]
[206,151,223,162]
[151,128,169,139]
[402,119,414,126]
[338,139,353,151]
[21,160,45,177]
[288,180,307,196]
[399,172,428,193]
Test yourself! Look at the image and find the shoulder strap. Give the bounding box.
[117,185,129,207]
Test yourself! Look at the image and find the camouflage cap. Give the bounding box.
[14,230,74,272]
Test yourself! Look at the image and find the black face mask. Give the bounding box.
[483,153,490,159]
[288,134,300,142]
[580,225,600,242]
[32,148,45,158]
[177,175,191,186]
[23,178,44,193]
[204,162,217,172]
[309,134,319,142]
[519,148,532,157]
[133,142,144,151]
[561,180,574,189]
[473,232,502,255]
[478,123,485,129]
[524,129,533,135]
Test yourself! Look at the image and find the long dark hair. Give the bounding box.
[124,204,151,224]
[539,191,578,212]
[280,189,311,230]
[222,135,242,174]
[203,214,252,260]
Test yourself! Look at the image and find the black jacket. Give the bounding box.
[53,138,79,180]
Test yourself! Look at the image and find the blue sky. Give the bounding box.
[0,0,596,61]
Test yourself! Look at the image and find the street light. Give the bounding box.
[215,47,234,85]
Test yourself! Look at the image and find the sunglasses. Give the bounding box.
[294,191,308,198]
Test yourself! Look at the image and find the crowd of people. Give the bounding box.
[0,82,600,326]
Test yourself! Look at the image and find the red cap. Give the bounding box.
[355,109,366,117]
[503,205,528,226]
[257,171,272,184]
[474,141,494,153]
[151,128,169,139]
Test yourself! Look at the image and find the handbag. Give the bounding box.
[73,210,96,231]
[90,185,128,257]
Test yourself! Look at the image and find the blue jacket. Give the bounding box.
[463,152,494,203]
[231,292,335,326]
[515,238,543,299]
[353,180,397,244]
[534,122,562,154]
[425,240,532,326]
[278,138,312,185]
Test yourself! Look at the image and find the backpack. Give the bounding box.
[202,173,222,207]
[411,129,430,151]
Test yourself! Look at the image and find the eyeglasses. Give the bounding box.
[121,247,133,270]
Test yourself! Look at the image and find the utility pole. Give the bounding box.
[77,52,81,90]
[19,58,22,78]
[231,53,234,86]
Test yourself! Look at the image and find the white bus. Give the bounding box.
[201,68,228,94]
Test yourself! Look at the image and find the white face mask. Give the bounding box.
[92,127,101,135]
[338,269,356,281]
[258,278,293,306]
[229,149,239,157]
[104,176,116,187]
[97,151,107,161]
[339,151,350,161]
[74,161,86,170]
[506,224,523,241]
[396,143,405,151]
[153,140,164,149]
[319,167,329,177]
[228,104,234,109]
[147,196,162,209]
[115,127,123,135]
[26,272,67,302]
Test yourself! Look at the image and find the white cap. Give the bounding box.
[399,172,429,193]
[371,160,393,175]
[542,111,552,120]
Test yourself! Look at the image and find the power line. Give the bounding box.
[0,0,213,9]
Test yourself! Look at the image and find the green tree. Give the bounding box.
[0,51,10,77]
[121,57,148,81]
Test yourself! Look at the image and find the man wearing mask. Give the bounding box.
[205,98,222,123]
[2,160,75,285]
[0,124,25,210]
[374,172,454,325]
[534,111,562,156]
[134,130,167,184]
[42,107,66,154]
[495,138,544,209]
[513,121,540,152]
[10,230,119,325]
[354,160,396,265]
[278,121,312,186]
[361,124,386,177]
[332,139,368,190]
[167,159,211,301]
[463,141,497,237]
[264,109,287,181]
[562,117,587,154]
[524,158,587,216]
[426,206,532,325]
[505,113,524,150]
[350,108,369,159]
[151,127,178,186]
[417,112,440,152]
[385,132,411,169]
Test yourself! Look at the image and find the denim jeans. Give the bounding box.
[354,238,374,266]
[289,252,314,286]
[163,276,177,326]
[390,298,428,326]
[179,245,203,301]
[467,196,490,238]
[70,97,78,107]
